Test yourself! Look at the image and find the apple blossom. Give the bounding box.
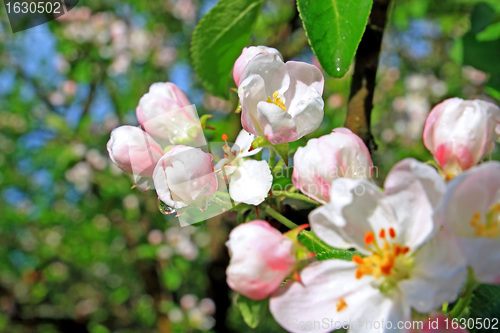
[270,159,467,333]
[137,82,205,146]
[435,161,500,284]
[226,220,296,300]
[214,130,272,206]
[233,46,282,87]
[292,127,373,203]
[153,145,217,210]
[107,125,163,176]
[423,98,500,178]
[238,53,325,145]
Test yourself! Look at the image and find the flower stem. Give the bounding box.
[271,191,320,205]
[449,269,480,319]
[264,206,299,229]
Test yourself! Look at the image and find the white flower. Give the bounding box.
[233,46,282,87]
[435,161,500,283]
[269,159,467,333]
[215,130,272,206]
[238,53,324,145]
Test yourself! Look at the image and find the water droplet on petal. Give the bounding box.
[158,198,176,215]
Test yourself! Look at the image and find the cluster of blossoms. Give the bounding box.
[107,46,325,224]
[107,44,500,331]
[225,90,500,331]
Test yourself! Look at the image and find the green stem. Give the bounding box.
[264,206,299,230]
[268,148,276,170]
[271,191,320,205]
[449,270,480,319]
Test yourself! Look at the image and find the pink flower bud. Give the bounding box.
[107,126,163,176]
[226,221,296,300]
[233,46,282,87]
[137,82,203,144]
[424,98,500,178]
[292,128,373,203]
[153,146,217,209]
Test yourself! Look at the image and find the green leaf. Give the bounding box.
[298,230,361,261]
[235,294,268,329]
[250,137,289,165]
[298,230,334,253]
[462,31,500,75]
[271,143,289,166]
[191,0,264,98]
[466,284,500,332]
[470,2,496,34]
[297,0,373,77]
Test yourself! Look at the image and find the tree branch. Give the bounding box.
[345,0,391,152]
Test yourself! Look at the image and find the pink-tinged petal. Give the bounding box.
[384,158,445,249]
[436,162,500,237]
[269,260,371,333]
[137,82,202,144]
[288,88,324,140]
[226,221,295,300]
[256,101,298,145]
[239,74,268,136]
[310,178,395,254]
[233,46,282,86]
[292,128,373,203]
[285,61,325,97]
[270,260,410,333]
[399,230,467,313]
[458,237,500,283]
[423,98,500,176]
[152,146,217,209]
[107,126,163,176]
[240,53,290,96]
[228,160,272,206]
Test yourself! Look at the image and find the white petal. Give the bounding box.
[458,237,500,283]
[269,260,373,333]
[229,160,272,205]
[310,178,396,253]
[232,129,261,157]
[384,158,446,249]
[289,88,324,140]
[256,101,298,145]
[239,74,268,136]
[240,53,290,96]
[399,230,467,313]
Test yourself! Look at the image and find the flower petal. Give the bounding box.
[240,53,290,96]
[384,158,446,249]
[458,237,500,283]
[399,230,467,313]
[256,101,298,145]
[232,129,261,157]
[229,160,272,205]
[239,74,268,136]
[310,178,396,253]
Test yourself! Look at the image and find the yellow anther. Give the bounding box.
[266,91,287,111]
[470,203,500,239]
[336,298,348,312]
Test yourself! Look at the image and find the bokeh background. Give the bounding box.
[1,0,499,332]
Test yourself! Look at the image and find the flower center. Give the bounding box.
[469,203,500,238]
[352,228,413,294]
[266,91,287,111]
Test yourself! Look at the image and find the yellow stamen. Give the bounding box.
[470,203,500,238]
[266,91,287,111]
